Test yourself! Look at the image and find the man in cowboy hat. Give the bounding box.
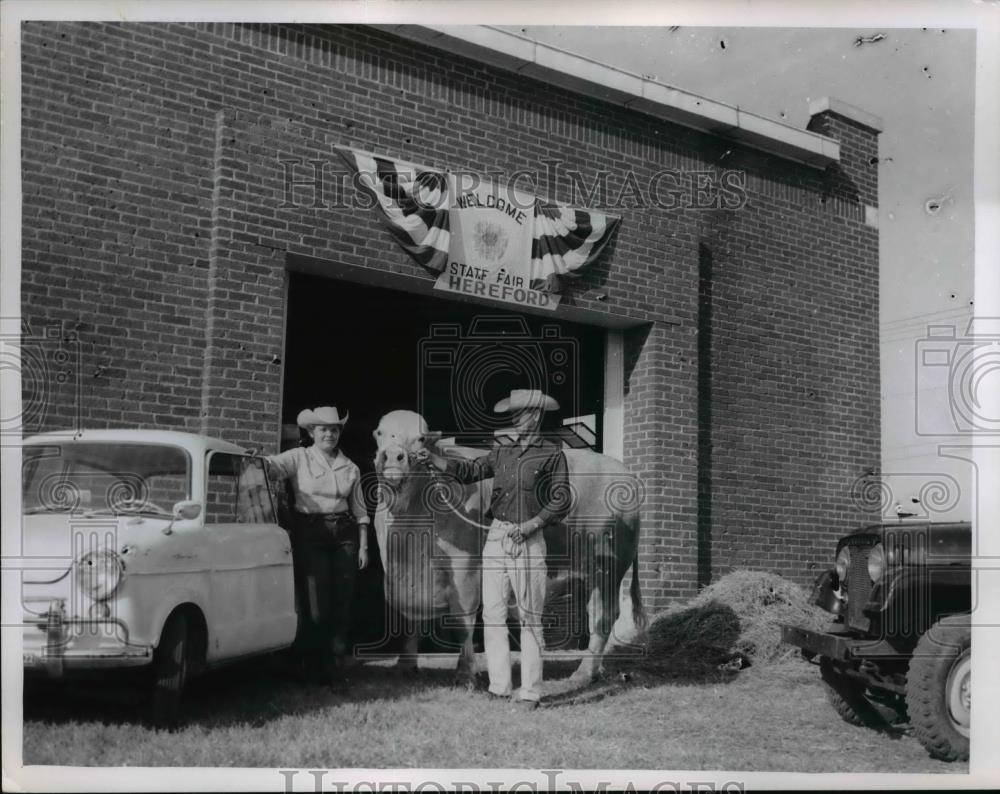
[417,389,569,708]
[267,406,370,685]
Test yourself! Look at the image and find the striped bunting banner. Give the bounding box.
[530,202,620,292]
[337,147,620,295]
[335,147,450,273]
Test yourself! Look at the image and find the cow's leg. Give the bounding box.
[454,619,477,689]
[571,558,620,683]
[399,632,420,672]
[449,561,481,688]
[394,613,420,674]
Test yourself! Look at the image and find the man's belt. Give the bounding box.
[486,518,511,542]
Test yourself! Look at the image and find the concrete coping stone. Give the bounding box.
[376,24,848,169]
[808,96,884,134]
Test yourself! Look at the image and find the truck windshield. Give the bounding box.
[22,443,191,517]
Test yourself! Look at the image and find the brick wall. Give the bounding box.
[20,21,881,603]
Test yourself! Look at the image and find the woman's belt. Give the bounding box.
[291,511,358,545]
[296,510,353,520]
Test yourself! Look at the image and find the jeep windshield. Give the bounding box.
[22,443,191,517]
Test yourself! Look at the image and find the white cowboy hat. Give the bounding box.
[493,389,560,413]
[296,406,349,428]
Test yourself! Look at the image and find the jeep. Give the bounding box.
[782,521,971,761]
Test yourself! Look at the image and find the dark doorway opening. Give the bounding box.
[282,272,606,456]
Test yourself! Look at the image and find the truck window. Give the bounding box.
[206,452,277,525]
[237,457,277,524]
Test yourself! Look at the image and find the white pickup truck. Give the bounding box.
[20,429,298,727]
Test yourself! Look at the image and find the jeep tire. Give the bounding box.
[906,616,970,762]
[150,612,190,730]
[819,658,887,727]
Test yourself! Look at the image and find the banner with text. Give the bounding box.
[337,147,620,311]
[435,176,559,309]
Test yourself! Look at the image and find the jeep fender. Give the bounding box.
[811,568,843,615]
[869,567,971,637]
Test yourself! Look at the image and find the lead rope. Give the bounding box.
[406,449,492,532]
[507,532,542,644]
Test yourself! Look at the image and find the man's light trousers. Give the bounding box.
[482,522,547,702]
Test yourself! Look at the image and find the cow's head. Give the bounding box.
[373,410,439,488]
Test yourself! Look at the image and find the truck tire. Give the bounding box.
[150,612,190,730]
[906,618,970,762]
[820,659,887,727]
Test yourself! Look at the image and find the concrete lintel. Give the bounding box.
[809,96,884,134]
[285,253,658,329]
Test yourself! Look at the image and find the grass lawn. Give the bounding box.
[21,650,966,773]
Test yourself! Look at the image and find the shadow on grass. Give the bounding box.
[22,654,474,731]
[542,600,749,707]
[23,602,752,726]
[544,646,741,707]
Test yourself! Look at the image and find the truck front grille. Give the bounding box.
[845,536,877,631]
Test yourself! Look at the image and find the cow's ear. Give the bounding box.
[425,431,442,445]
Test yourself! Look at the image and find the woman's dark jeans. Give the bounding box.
[291,512,358,675]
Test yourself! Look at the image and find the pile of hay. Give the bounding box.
[644,569,832,669]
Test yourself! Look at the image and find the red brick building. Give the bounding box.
[19,22,882,608]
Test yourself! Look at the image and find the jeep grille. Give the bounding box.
[844,535,878,631]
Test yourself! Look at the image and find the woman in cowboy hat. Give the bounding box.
[417,388,570,708]
[267,406,369,684]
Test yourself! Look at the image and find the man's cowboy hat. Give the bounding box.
[296,406,349,428]
[493,389,560,413]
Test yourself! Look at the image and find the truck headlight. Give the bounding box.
[867,542,885,582]
[74,549,125,601]
[835,547,851,580]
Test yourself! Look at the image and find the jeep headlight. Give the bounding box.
[886,536,925,567]
[867,542,885,582]
[885,542,906,566]
[835,546,851,580]
[74,549,125,601]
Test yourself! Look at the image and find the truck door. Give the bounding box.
[204,452,296,660]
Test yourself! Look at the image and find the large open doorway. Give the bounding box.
[281,273,607,457]
[280,271,607,654]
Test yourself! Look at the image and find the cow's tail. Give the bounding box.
[629,513,647,632]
